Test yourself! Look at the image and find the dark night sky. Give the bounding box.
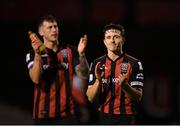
[0,0,180,124]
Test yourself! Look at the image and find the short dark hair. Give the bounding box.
[37,14,57,29]
[103,23,125,38]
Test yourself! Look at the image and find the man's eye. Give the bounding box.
[106,36,111,39]
[114,36,120,39]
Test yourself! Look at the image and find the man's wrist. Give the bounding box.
[95,78,101,83]
[35,52,40,56]
[79,52,85,57]
[34,53,42,62]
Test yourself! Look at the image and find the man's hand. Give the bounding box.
[31,40,42,53]
[78,35,87,56]
[118,72,143,102]
[118,73,129,87]
[95,62,105,80]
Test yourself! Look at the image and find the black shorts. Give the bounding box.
[99,112,136,125]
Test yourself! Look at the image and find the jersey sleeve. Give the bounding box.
[26,50,35,70]
[25,48,56,71]
[130,60,144,88]
[88,61,97,85]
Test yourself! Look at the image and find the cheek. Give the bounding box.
[45,32,51,37]
[104,40,107,46]
[117,39,124,45]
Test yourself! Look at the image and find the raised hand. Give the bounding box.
[78,35,87,56]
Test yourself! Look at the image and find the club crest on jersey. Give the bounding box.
[61,49,68,58]
[120,63,128,74]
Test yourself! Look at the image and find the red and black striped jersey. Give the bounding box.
[26,45,80,119]
[89,53,144,115]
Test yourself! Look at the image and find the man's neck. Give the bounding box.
[107,50,123,61]
[44,40,59,52]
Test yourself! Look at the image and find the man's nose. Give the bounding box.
[52,26,57,31]
[110,37,115,42]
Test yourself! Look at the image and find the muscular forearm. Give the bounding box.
[121,82,142,102]
[78,55,89,79]
[29,53,42,84]
[86,79,100,102]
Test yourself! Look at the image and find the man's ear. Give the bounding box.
[103,39,106,45]
[38,27,43,36]
[103,40,107,47]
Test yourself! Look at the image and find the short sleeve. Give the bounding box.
[88,61,97,85]
[26,50,35,70]
[130,61,144,88]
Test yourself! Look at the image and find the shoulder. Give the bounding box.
[58,44,77,53]
[26,49,34,59]
[64,44,77,53]
[66,44,76,50]
[124,53,141,63]
[93,55,107,63]
[89,55,106,71]
[26,49,34,54]
[124,53,143,70]
[125,53,138,61]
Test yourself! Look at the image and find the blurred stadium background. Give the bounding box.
[0,0,180,124]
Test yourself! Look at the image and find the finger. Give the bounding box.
[101,64,106,70]
[101,71,104,77]
[99,66,103,70]
[118,74,122,78]
[79,38,83,43]
[82,35,87,44]
[95,62,101,71]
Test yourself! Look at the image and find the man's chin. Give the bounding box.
[51,38,58,42]
[110,48,118,51]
